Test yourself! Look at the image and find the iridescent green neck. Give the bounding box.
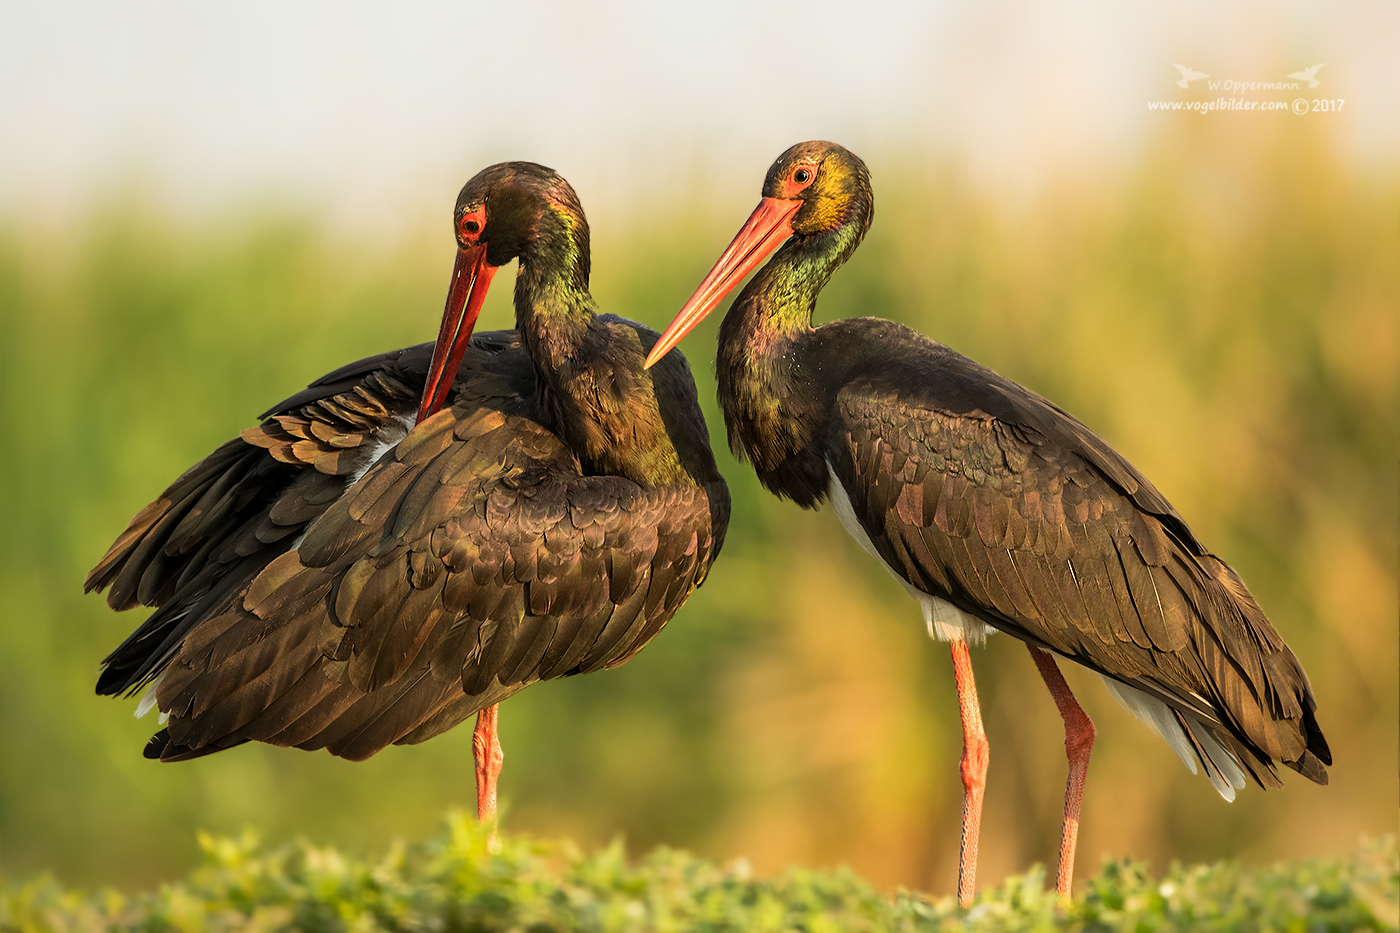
[515,197,596,370]
[511,198,698,487]
[713,219,864,497]
[718,217,863,365]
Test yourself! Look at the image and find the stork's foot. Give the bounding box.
[951,640,989,908]
[473,704,504,847]
[1028,646,1095,899]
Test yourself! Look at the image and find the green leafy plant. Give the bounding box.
[2,817,1394,932]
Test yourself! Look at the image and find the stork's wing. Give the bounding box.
[825,364,1330,790]
[89,330,723,761]
[144,401,722,761]
[86,334,530,695]
[86,344,441,696]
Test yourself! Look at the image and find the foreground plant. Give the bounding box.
[1,815,1394,932]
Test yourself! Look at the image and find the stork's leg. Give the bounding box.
[1027,646,1095,899]
[473,704,504,833]
[950,639,989,908]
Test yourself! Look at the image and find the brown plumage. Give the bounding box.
[88,162,729,771]
[644,140,1328,904]
[825,330,1329,789]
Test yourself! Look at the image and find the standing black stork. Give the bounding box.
[86,161,729,826]
[644,141,1330,906]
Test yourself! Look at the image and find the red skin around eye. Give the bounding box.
[459,207,487,242]
[778,164,818,199]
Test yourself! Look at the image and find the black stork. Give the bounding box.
[644,141,1330,906]
[86,161,729,826]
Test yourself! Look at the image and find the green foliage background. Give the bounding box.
[3,819,1397,931]
[0,119,1395,899]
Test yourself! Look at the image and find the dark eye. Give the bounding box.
[459,207,486,240]
[794,168,812,184]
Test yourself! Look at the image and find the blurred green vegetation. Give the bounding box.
[0,120,1395,899]
[2,818,1396,932]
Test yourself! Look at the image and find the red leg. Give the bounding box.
[1027,646,1095,900]
[950,639,989,908]
[473,704,504,834]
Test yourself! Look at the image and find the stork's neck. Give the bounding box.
[511,218,695,487]
[512,225,600,432]
[514,213,595,373]
[715,223,863,505]
[518,250,599,375]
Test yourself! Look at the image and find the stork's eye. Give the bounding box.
[785,164,817,196]
[459,207,486,241]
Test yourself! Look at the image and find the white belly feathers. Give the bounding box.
[826,463,995,646]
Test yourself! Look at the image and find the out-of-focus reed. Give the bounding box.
[0,120,1393,895]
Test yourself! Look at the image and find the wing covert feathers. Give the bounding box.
[830,390,1330,795]
[89,340,727,762]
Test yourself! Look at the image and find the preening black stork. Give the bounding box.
[644,141,1330,906]
[86,161,729,824]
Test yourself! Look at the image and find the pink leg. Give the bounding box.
[1027,646,1095,899]
[473,704,504,833]
[950,639,989,908]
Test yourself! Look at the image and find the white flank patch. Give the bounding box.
[134,672,164,719]
[290,413,414,554]
[826,464,993,645]
[346,414,415,487]
[1192,721,1248,794]
[1099,676,1246,800]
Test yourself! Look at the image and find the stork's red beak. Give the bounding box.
[416,243,498,424]
[644,196,801,368]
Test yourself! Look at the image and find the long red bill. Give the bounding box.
[643,196,801,369]
[416,243,497,424]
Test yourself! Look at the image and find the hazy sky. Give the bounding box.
[2,1,1395,229]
